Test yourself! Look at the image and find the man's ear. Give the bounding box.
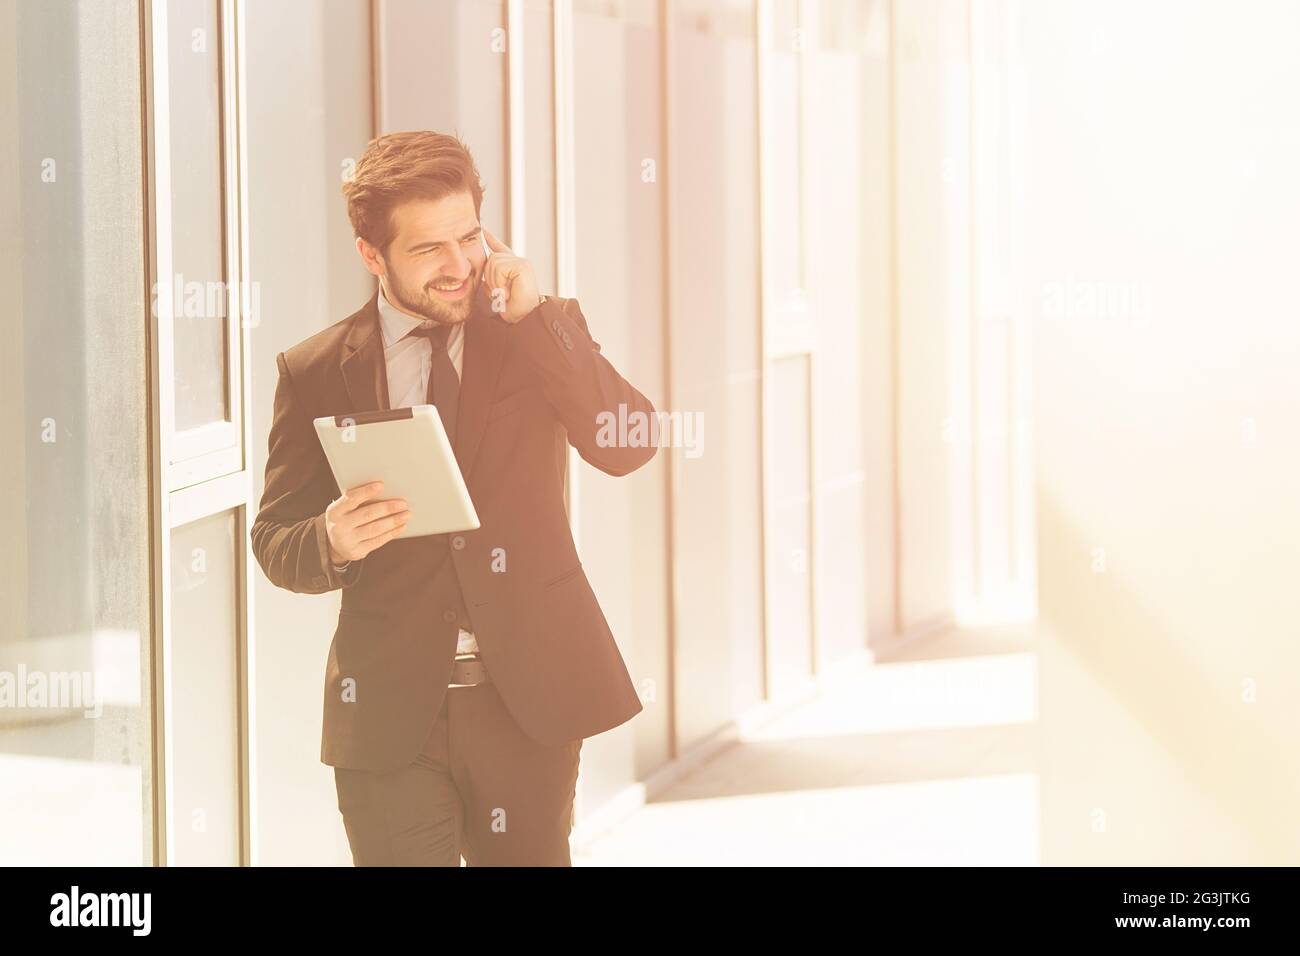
[356,236,385,277]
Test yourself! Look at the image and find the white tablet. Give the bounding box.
[313,405,480,538]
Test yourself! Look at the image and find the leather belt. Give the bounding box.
[448,653,490,687]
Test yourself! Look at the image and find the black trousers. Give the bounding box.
[333,681,583,866]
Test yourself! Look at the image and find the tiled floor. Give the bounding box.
[574,626,1040,866]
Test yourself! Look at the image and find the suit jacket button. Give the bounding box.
[442,609,458,623]
[451,535,466,550]
[551,320,561,333]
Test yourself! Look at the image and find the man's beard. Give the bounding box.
[383,262,485,325]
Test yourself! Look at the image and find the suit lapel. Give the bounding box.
[456,309,510,480]
[340,290,390,413]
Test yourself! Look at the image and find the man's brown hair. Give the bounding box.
[341,130,485,255]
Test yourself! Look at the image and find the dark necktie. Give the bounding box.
[407,321,460,445]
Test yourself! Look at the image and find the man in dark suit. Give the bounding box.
[250,131,656,866]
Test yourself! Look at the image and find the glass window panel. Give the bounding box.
[767,355,814,694]
[168,0,230,432]
[169,510,241,866]
[0,0,153,865]
[762,0,803,318]
[807,0,881,659]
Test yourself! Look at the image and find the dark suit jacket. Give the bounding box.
[250,290,656,772]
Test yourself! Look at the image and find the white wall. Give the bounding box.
[893,0,970,634]
[1020,0,1300,863]
[245,0,374,867]
[571,0,672,796]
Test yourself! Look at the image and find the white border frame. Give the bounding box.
[144,0,255,866]
[163,0,245,492]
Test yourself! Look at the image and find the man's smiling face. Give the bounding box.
[371,190,488,325]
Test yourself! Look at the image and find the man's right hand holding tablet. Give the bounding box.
[325,480,411,565]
